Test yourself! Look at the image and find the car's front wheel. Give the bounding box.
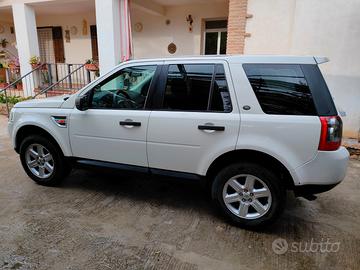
[20,135,71,186]
[212,162,286,228]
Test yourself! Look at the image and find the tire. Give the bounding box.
[19,135,71,186]
[211,162,286,228]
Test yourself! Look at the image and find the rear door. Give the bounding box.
[147,60,240,176]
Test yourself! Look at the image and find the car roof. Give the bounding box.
[124,55,327,65]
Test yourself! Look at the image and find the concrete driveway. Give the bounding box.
[0,115,359,270]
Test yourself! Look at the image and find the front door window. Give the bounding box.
[91,65,157,109]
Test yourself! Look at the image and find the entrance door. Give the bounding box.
[37,27,65,64]
[37,28,56,63]
[203,20,228,55]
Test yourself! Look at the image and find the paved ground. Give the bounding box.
[0,115,359,270]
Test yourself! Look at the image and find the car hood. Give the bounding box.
[14,95,69,108]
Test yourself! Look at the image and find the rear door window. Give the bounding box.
[161,64,232,112]
[243,64,317,115]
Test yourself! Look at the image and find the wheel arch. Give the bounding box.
[15,125,65,157]
[206,149,295,189]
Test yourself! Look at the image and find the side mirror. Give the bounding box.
[75,95,90,111]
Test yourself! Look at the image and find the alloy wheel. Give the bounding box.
[25,144,55,179]
[222,174,272,219]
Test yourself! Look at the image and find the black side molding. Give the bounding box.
[76,159,148,173]
[74,158,203,181]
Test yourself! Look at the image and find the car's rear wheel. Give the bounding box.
[20,135,71,186]
[212,162,285,228]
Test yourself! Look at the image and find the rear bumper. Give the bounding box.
[293,183,340,197]
[294,146,349,186]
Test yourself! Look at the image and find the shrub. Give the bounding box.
[0,93,31,104]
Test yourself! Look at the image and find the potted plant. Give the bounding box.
[29,56,41,69]
[15,81,23,90]
[0,78,8,89]
[8,57,20,72]
[1,39,8,49]
[85,59,99,72]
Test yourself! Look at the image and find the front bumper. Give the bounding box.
[294,146,349,186]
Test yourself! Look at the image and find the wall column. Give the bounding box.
[226,0,248,54]
[95,0,121,75]
[12,3,40,97]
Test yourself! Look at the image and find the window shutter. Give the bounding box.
[90,25,99,61]
[52,26,65,63]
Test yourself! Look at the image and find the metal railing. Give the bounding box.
[0,62,98,115]
[34,63,97,97]
[34,63,90,97]
[0,63,47,115]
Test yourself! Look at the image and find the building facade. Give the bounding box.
[0,0,359,138]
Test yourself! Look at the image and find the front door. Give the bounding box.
[37,28,56,64]
[69,64,159,167]
[147,62,240,175]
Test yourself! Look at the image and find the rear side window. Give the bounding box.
[161,64,232,112]
[243,64,317,115]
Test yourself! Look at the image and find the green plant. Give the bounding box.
[85,59,97,64]
[29,56,40,65]
[41,70,50,84]
[0,93,31,104]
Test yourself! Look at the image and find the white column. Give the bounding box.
[95,0,121,75]
[12,3,40,97]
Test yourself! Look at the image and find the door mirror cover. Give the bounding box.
[75,95,90,111]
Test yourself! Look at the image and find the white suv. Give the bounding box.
[8,56,349,228]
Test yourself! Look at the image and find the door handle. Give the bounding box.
[120,120,141,127]
[198,125,225,131]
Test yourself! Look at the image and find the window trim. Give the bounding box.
[87,64,161,111]
[202,18,228,55]
[300,64,337,116]
[153,63,232,113]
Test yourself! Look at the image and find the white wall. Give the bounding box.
[245,0,360,138]
[2,2,229,67]
[36,12,96,64]
[0,20,18,60]
[131,3,229,58]
[35,3,229,63]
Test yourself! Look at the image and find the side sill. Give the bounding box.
[150,168,203,181]
[75,159,149,174]
[73,158,203,181]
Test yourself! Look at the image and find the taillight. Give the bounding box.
[318,116,342,151]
